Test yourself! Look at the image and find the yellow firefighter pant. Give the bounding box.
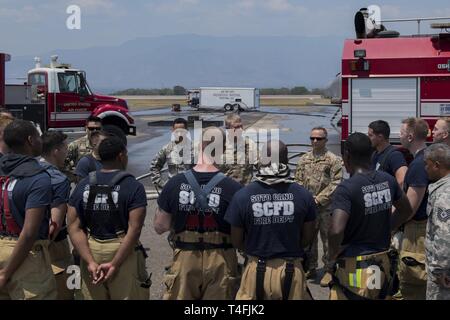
[0,238,57,300]
[236,256,310,300]
[163,248,238,300]
[398,220,427,300]
[48,238,74,300]
[330,251,391,300]
[80,237,150,300]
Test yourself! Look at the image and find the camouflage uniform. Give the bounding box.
[295,149,343,270]
[425,173,450,300]
[219,137,258,186]
[149,141,193,188]
[64,135,93,182]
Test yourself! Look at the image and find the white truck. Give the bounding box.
[189,87,260,111]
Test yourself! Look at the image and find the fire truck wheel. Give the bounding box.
[102,118,128,136]
[102,124,128,145]
[224,104,234,111]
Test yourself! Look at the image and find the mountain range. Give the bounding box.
[5,34,344,93]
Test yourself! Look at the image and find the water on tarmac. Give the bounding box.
[126,105,341,181]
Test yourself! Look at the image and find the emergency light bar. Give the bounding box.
[354,49,366,58]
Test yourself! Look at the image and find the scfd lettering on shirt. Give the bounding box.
[251,193,295,225]
[178,183,221,212]
[83,185,120,211]
[362,182,392,215]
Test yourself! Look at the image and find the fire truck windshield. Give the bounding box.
[57,71,91,95]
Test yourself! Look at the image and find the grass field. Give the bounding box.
[123,96,332,111]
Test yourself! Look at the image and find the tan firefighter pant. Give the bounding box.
[49,238,74,300]
[236,256,310,300]
[398,220,427,300]
[0,238,57,300]
[163,231,238,300]
[330,251,391,300]
[80,237,150,300]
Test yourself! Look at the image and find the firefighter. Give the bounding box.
[0,114,14,158]
[154,127,242,300]
[0,119,57,300]
[67,136,150,300]
[329,132,412,300]
[397,118,430,300]
[75,130,108,180]
[432,117,450,146]
[39,131,74,300]
[219,113,258,186]
[368,120,408,188]
[65,116,102,182]
[0,108,13,121]
[225,140,316,300]
[424,143,450,300]
[149,118,193,188]
[295,127,342,286]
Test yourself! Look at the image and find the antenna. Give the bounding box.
[34,57,41,68]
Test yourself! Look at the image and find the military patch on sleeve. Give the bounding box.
[437,207,450,222]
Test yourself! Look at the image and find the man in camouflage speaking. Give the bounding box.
[149,118,193,188]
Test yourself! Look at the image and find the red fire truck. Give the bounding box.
[0,54,136,135]
[340,9,450,149]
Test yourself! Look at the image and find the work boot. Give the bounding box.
[305,269,317,280]
[320,272,332,287]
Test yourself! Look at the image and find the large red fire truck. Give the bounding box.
[340,9,450,148]
[0,54,136,135]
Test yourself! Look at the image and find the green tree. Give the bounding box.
[290,86,310,95]
[173,85,186,95]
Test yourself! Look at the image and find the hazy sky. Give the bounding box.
[1,0,450,56]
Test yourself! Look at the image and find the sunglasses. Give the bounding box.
[310,137,326,141]
[87,127,101,131]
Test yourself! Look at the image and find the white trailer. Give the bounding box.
[198,87,260,111]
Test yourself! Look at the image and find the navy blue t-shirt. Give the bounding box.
[75,155,102,179]
[157,170,242,234]
[8,172,52,239]
[332,171,402,257]
[372,146,407,177]
[404,149,429,221]
[69,171,147,238]
[225,181,316,259]
[40,159,71,241]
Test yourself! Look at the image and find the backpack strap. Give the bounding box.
[0,176,22,236]
[183,170,226,208]
[184,170,203,199]
[88,171,97,185]
[109,171,133,187]
[84,171,132,238]
[203,172,226,195]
